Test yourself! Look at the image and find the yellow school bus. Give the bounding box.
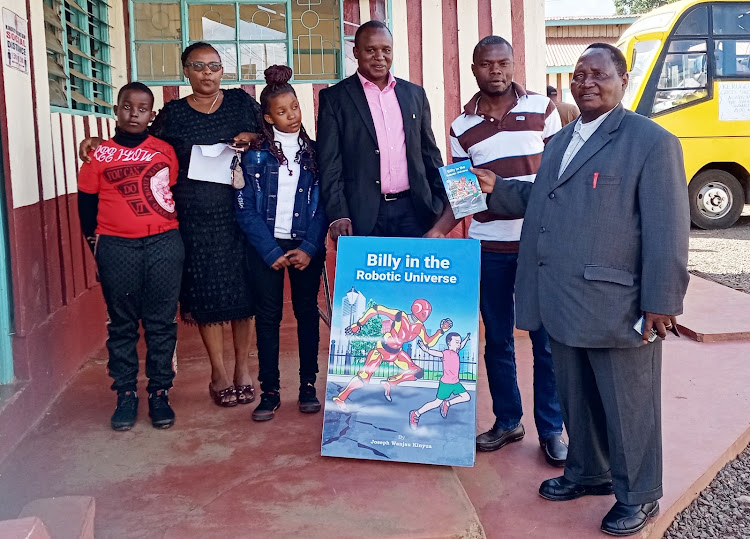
[617,0,750,228]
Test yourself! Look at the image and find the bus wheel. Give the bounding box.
[688,170,745,230]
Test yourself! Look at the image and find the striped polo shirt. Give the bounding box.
[450,82,561,252]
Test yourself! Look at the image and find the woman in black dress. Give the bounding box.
[80,42,260,407]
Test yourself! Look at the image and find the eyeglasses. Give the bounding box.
[184,61,223,72]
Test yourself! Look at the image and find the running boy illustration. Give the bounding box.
[409,332,471,430]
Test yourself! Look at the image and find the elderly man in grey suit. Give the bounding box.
[473,43,690,536]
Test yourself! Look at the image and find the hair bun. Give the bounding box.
[264,65,293,85]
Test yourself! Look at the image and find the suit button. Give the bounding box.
[299,188,303,192]
[294,212,299,217]
[375,180,380,184]
[540,227,546,233]
[549,193,555,199]
[375,149,380,154]
[538,261,544,267]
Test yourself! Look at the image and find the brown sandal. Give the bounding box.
[235,383,255,404]
[209,384,238,407]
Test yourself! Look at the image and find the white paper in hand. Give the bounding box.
[187,143,235,185]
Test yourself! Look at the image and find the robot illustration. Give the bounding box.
[333,299,452,412]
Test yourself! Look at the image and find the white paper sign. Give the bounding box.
[718,81,750,122]
[187,143,235,185]
[3,8,28,74]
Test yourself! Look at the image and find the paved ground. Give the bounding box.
[665,211,750,538]
[1,218,748,537]
[688,209,750,294]
[1,302,749,538]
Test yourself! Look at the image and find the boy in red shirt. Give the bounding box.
[78,82,183,431]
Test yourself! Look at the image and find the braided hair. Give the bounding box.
[254,65,316,172]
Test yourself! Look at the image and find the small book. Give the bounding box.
[438,160,488,219]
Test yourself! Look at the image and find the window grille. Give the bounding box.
[130,0,346,84]
[44,0,113,113]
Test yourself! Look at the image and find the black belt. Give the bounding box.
[381,190,410,202]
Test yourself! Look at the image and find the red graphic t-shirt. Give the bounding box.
[77,136,179,238]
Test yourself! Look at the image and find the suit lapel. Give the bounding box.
[393,80,413,140]
[550,105,626,192]
[344,75,378,145]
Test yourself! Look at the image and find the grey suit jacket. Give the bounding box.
[488,104,690,348]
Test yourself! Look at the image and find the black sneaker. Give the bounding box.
[298,382,321,413]
[148,389,175,429]
[252,391,280,421]
[111,390,138,431]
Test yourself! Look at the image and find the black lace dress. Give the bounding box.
[150,89,260,324]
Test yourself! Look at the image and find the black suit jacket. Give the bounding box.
[317,74,446,236]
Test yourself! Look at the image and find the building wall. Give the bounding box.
[545,22,633,40]
[149,0,547,164]
[547,72,575,103]
[0,0,128,461]
[0,0,545,460]
[545,20,634,103]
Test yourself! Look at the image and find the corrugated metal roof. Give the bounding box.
[546,37,618,68]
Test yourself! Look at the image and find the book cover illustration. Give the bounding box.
[321,237,481,467]
[438,160,487,219]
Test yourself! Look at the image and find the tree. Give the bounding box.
[614,0,679,15]
[348,300,383,360]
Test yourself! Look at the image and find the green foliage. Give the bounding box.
[614,0,679,15]
[349,300,383,359]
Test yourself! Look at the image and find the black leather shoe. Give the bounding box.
[476,423,525,452]
[539,476,614,501]
[539,435,568,467]
[601,500,659,536]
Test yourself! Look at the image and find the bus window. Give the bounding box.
[715,40,750,76]
[622,39,660,109]
[712,3,750,36]
[652,40,708,114]
[674,5,708,36]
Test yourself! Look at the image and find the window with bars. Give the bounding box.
[43,0,114,114]
[131,0,345,84]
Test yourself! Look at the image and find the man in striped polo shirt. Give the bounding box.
[430,36,566,465]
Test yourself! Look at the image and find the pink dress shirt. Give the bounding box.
[357,71,409,194]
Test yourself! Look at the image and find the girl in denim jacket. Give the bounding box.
[235,65,327,421]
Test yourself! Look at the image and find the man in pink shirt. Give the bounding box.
[318,20,446,238]
[409,332,471,430]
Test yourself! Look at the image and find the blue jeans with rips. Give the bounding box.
[479,250,563,439]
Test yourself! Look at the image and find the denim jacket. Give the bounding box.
[235,141,326,267]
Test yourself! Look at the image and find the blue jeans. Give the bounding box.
[479,251,563,439]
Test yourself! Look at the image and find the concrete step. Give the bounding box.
[17,497,95,539]
[678,276,750,342]
[0,516,51,539]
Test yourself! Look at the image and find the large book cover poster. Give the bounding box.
[321,237,481,467]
